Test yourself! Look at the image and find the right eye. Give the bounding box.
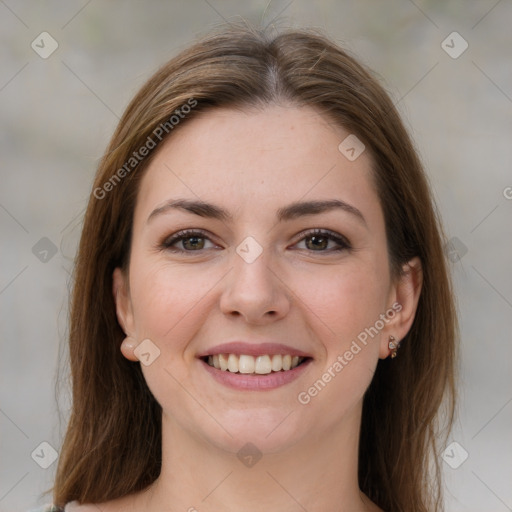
[159,229,219,253]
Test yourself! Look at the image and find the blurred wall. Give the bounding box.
[1,1,511,511]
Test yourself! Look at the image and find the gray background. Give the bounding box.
[1,1,511,511]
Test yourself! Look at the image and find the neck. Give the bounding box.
[142,404,371,512]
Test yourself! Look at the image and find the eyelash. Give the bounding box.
[159,228,352,254]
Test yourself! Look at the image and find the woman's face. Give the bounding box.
[113,105,419,454]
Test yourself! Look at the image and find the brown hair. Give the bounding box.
[52,21,457,512]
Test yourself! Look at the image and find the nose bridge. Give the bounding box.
[234,235,274,286]
[219,234,289,321]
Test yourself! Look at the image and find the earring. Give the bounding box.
[121,336,137,351]
[120,336,139,361]
[388,335,401,359]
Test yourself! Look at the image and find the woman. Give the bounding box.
[35,20,457,512]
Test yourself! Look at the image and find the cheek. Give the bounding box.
[128,262,214,412]
[294,265,387,417]
[128,260,208,351]
[297,259,389,344]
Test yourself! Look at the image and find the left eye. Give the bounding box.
[294,229,351,252]
[160,229,351,253]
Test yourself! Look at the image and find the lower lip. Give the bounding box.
[199,358,313,390]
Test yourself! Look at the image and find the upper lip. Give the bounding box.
[197,341,313,358]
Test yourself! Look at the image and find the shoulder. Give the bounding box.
[27,502,94,512]
[27,506,64,512]
[65,499,123,511]
[64,502,101,511]
[32,491,146,512]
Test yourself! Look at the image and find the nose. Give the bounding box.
[219,242,291,325]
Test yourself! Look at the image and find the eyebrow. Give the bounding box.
[146,198,367,226]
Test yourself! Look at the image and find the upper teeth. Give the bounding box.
[207,354,304,374]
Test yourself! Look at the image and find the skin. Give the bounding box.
[81,105,422,512]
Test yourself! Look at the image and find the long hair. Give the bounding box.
[53,21,457,512]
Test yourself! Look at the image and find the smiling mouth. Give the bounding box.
[201,354,311,374]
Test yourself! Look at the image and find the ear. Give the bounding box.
[112,267,138,361]
[379,256,423,359]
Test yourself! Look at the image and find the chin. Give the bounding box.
[196,407,309,456]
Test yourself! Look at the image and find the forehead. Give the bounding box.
[133,105,380,227]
